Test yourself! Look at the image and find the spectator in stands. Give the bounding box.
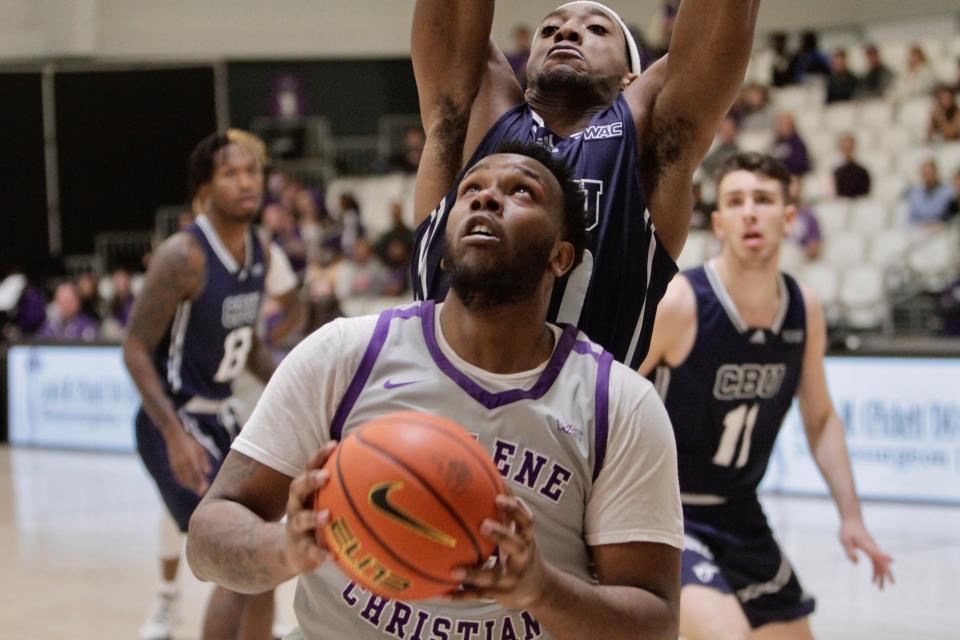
[262,202,307,276]
[928,85,960,142]
[891,45,938,104]
[905,160,955,227]
[770,113,811,176]
[303,247,342,333]
[700,116,740,180]
[0,270,46,341]
[951,57,960,93]
[769,32,798,87]
[75,271,102,322]
[833,133,872,198]
[791,31,831,81]
[289,184,325,265]
[736,83,775,132]
[374,201,414,265]
[825,49,859,104]
[101,268,135,340]
[946,168,960,222]
[788,175,822,260]
[381,238,412,297]
[177,209,195,231]
[857,44,895,98]
[334,236,384,301]
[38,281,99,341]
[690,179,713,231]
[331,193,365,257]
[389,127,426,174]
[506,25,531,89]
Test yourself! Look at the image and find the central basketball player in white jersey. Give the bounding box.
[186,142,683,639]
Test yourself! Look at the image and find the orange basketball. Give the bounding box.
[314,411,505,601]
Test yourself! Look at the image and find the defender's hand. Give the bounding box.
[284,441,337,575]
[165,427,212,495]
[451,495,549,610]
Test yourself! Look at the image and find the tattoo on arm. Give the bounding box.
[188,453,293,592]
[123,234,206,436]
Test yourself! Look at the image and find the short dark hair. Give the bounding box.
[714,152,792,200]
[494,140,588,269]
[187,132,232,199]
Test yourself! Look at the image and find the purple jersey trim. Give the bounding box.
[329,305,422,440]
[573,339,602,361]
[592,350,613,481]
[419,301,579,409]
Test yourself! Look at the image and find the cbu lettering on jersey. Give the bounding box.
[412,94,678,369]
[652,263,806,502]
[154,215,266,407]
[297,300,613,638]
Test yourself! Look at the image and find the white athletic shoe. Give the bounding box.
[139,586,180,640]
[272,608,294,640]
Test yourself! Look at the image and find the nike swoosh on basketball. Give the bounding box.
[368,481,456,548]
[383,379,422,389]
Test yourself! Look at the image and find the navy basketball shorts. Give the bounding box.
[135,406,234,533]
[680,504,816,628]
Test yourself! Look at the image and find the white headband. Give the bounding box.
[552,1,642,74]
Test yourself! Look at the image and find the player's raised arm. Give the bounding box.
[631,0,760,258]
[795,285,894,589]
[412,1,523,225]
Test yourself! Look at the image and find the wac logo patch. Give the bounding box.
[582,122,624,140]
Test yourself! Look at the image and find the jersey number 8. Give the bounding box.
[214,326,254,383]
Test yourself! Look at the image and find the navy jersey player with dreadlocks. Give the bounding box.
[410,0,760,367]
[639,153,893,640]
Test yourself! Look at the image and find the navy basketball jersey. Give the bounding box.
[154,215,267,405]
[412,94,678,368]
[653,262,806,501]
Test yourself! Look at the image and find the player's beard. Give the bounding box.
[443,234,554,313]
[528,67,619,108]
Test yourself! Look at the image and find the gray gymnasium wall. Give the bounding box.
[1,0,958,61]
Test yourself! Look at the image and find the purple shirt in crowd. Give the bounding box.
[38,313,99,341]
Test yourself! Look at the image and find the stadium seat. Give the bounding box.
[840,264,887,329]
[849,199,892,234]
[907,230,958,290]
[815,200,852,237]
[933,142,960,174]
[677,231,709,272]
[738,130,773,153]
[773,86,810,113]
[778,240,806,276]
[823,231,868,268]
[897,146,935,177]
[824,103,858,132]
[868,228,913,266]
[897,97,933,141]
[796,110,822,136]
[859,100,894,130]
[878,41,910,74]
[861,153,892,179]
[801,262,841,324]
[872,174,908,205]
[873,126,913,154]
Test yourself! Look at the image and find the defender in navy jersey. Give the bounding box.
[410,0,760,367]
[188,145,683,640]
[124,131,287,640]
[640,153,892,639]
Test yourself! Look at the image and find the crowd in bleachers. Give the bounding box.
[0,267,138,343]
[679,30,960,334]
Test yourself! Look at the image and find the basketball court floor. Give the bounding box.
[2,445,957,640]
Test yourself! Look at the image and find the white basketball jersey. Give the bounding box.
[294,300,614,640]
